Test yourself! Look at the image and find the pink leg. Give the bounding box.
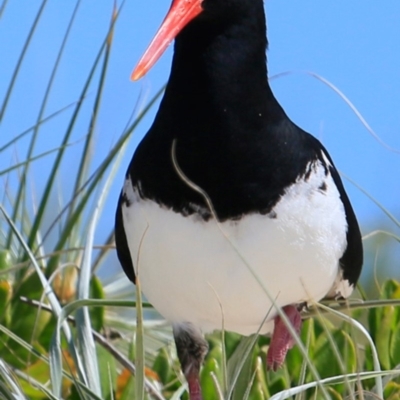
[187,373,202,400]
[173,323,208,400]
[267,304,302,371]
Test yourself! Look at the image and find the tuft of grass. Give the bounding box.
[0,2,165,399]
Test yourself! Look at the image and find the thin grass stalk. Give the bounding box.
[21,297,137,313]
[295,320,313,400]
[0,140,82,176]
[306,71,400,154]
[8,244,113,273]
[75,127,127,396]
[269,71,400,154]
[5,179,26,258]
[210,371,224,400]
[0,0,48,122]
[1,172,11,216]
[134,223,149,400]
[0,101,78,152]
[135,276,145,400]
[25,3,124,258]
[220,322,227,395]
[107,365,115,400]
[91,229,114,273]
[123,84,166,135]
[363,230,400,243]
[305,298,400,316]
[67,3,118,246]
[207,283,228,395]
[75,237,101,396]
[242,359,260,400]
[341,171,400,229]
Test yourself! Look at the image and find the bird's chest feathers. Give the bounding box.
[121,158,348,335]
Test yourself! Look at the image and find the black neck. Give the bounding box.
[131,2,306,221]
[154,2,286,139]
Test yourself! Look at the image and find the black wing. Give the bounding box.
[308,134,363,288]
[329,165,363,287]
[115,192,136,284]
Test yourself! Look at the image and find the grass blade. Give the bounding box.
[341,171,400,229]
[269,370,400,400]
[0,0,48,122]
[24,2,124,257]
[0,359,26,400]
[0,101,78,152]
[0,139,83,176]
[0,204,88,397]
[74,112,127,396]
[270,71,400,154]
[44,84,165,276]
[135,277,145,400]
[317,303,383,398]
[68,2,117,223]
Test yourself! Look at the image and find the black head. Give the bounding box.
[131,0,265,80]
[200,0,264,19]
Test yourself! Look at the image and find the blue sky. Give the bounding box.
[1,1,399,281]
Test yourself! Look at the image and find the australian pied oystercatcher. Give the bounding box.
[115,0,363,398]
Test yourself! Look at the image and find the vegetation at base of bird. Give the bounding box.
[1,2,400,399]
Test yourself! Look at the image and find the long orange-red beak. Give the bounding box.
[131,0,203,81]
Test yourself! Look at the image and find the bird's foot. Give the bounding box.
[173,322,208,400]
[266,304,302,371]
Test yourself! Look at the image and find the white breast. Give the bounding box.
[122,159,349,335]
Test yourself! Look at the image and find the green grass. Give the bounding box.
[1,2,400,399]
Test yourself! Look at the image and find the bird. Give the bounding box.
[115,0,363,399]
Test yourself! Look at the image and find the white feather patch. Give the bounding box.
[122,158,349,335]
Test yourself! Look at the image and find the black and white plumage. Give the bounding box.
[115,0,363,397]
